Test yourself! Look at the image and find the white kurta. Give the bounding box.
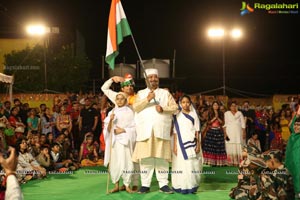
[103,106,135,186]
[133,88,178,141]
[132,87,178,188]
[224,111,245,166]
[101,78,118,104]
[172,111,202,194]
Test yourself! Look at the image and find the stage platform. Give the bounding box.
[21,165,237,200]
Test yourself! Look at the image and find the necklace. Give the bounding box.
[86,144,94,152]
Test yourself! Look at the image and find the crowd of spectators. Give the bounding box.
[0,93,109,195]
[0,90,298,198]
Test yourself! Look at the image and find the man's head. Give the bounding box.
[120,73,135,95]
[84,97,92,107]
[22,103,30,110]
[251,132,259,140]
[40,103,46,112]
[243,101,250,111]
[145,68,159,89]
[40,134,47,144]
[14,98,21,106]
[72,101,79,111]
[4,101,11,110]
[56,133,66,143]
[40,145,49,155]
[46,132,54,140]
[51,142,60,153]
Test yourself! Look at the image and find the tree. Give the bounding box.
[4,44,92,93]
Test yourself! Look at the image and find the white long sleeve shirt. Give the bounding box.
[5,175,23,200]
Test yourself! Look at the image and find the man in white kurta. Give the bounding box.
[132,68,178,194]
[101,73,136,106]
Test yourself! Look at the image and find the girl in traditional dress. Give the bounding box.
[224,101,246,166]
[172,95,202,194]
[202,101,227,166]
[103,92,135,193]
[79,133,103,166]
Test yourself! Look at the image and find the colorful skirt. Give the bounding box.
[202,128,227,166]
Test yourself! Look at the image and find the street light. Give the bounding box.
[26,25,49,36]
[207,27,242,96]
[26,24,50,91]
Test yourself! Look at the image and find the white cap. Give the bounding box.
[145,68,158,76]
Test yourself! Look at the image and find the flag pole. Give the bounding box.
[130,34,158,104]
[129,34,152,89]
[106,109,115,194]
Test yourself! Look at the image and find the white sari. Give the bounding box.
[172,111,202,194]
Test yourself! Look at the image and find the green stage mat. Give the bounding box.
[21,166,237,200]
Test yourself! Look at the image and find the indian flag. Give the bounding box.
[105,0,132,70]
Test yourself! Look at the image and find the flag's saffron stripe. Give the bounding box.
[105,0,131,70]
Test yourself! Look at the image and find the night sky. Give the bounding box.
[0,0,299,95]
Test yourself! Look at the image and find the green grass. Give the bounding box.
[21,166,238,200]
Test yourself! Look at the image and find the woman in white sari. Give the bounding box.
[172,95,202,194]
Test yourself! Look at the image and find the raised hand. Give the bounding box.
[0,147,17,175]
[111,76,124,83]
[147,90,155,102]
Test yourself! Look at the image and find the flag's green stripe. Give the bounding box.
[106,52,118,70]
[116,18,131,45]
[106,18,131,70]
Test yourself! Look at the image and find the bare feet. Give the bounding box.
[109,187,119,193]
[125,186,132,193]
[24,175,33,182]
[119,185,126,191]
